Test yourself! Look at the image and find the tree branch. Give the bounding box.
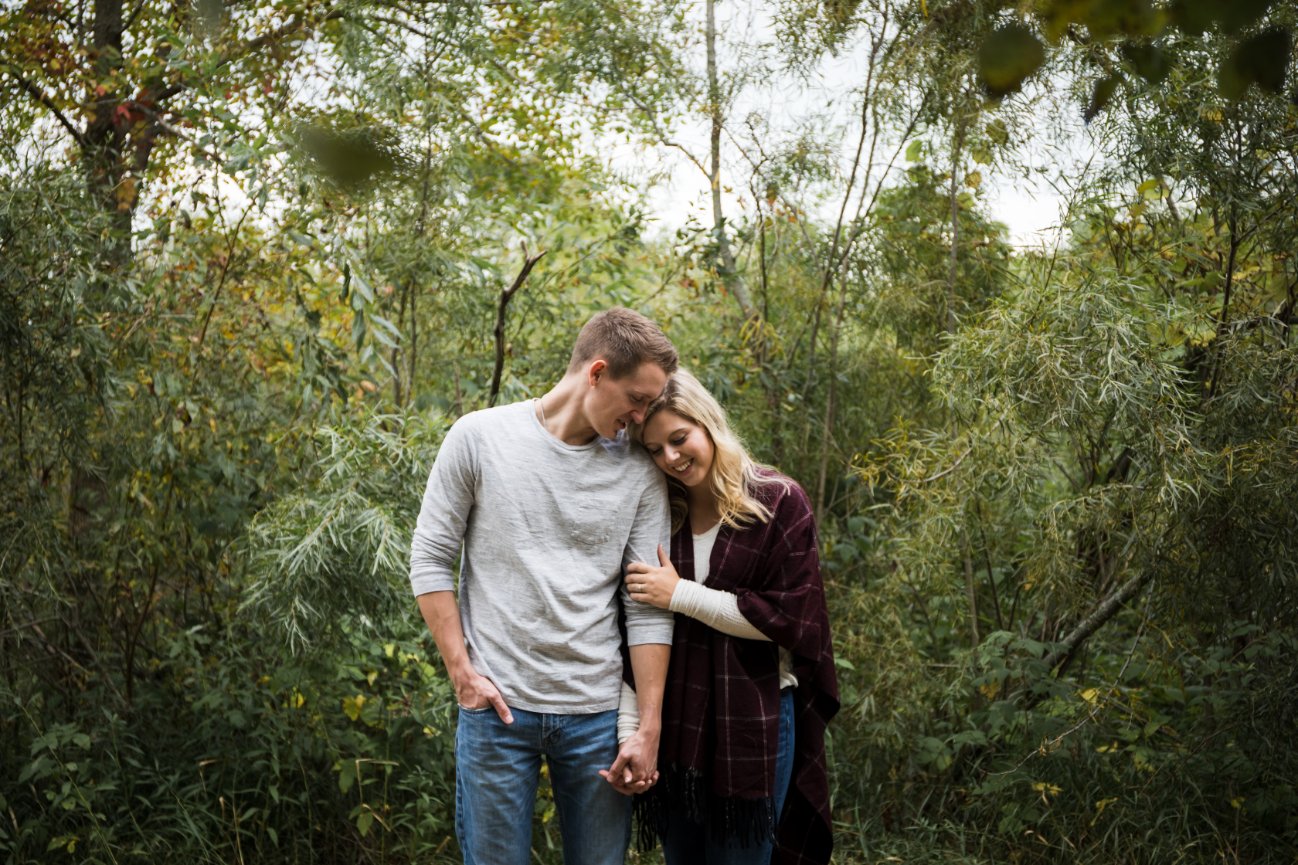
[6,70,88,147]
[1042,571,1152,673]
[489,244,546,406]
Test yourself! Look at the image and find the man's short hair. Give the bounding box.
[568,307,678,379]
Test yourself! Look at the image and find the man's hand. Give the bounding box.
[452,664,513,724]
[418,591,514,724]
[625,544,679,609]
[599,726,660,796]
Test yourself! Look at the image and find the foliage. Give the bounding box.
[2,0,1297,862]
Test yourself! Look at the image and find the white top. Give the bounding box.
[617,521,797,742]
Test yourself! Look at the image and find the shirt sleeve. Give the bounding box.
[409,419,477,597]
[616,680,640,744]
[670,579,771,641]
[621,470,674,646]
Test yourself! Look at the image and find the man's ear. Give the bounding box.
[587,359,607,386]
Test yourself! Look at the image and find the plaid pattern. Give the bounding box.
[639,472,840,865]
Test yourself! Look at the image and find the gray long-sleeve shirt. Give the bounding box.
[410,399,673,713]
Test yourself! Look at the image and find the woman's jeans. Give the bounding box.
[662,687,797,865]
[455,706,630,865]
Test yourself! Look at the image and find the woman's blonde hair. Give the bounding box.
[635,369,787,532]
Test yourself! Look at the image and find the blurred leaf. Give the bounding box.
[1121,43,1172,83]
[1084,73,1123,121]
[194,0,223,40]
[1217,0,1273,35]
[979,24,1046,98]
[294,123,408,192]
[1043,0,1159,41]
[1220,28,1293,98]
[1168,0,1215,35]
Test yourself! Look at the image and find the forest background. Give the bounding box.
[2,0,1296,862]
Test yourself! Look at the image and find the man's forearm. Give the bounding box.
[627,643,670,732]
[417,591,472,679]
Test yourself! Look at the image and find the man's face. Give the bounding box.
[584,361,669,440]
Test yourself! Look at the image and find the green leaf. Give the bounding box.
[350,265,375,303]
[337,760,356,794]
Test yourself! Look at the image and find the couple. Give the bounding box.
[409,308,839,865]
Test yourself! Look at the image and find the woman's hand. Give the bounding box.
[625,544,680,609]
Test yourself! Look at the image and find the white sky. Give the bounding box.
[603,2,1101,251]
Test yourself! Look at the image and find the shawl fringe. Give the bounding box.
[634,764,775,852]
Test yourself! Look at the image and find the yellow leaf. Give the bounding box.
[964,170,983,189]
[1032,781,1062,803]
[342,694,366,721]
[1079,688,1099,704]
[115,177,137,212]
[1091,796,1119,826]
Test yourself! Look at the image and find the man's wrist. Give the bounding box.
[635,714,662,736]
[446,654,476,683]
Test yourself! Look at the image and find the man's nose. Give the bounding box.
[629,408,645,424]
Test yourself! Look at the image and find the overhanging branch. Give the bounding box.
[6,70,88,148]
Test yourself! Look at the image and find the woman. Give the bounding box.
[617,370,839,865]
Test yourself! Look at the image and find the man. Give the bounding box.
[409,307,678,865]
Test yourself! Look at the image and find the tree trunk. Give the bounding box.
[705,0,755,321]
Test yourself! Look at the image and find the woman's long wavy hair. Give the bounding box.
[634,369,788,533]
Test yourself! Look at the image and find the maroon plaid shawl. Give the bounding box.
[633,471,840,865]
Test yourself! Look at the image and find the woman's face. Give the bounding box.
[641,409,714,489]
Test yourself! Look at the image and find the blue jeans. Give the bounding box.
[661,688,796,865]
[455,706,630,865]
